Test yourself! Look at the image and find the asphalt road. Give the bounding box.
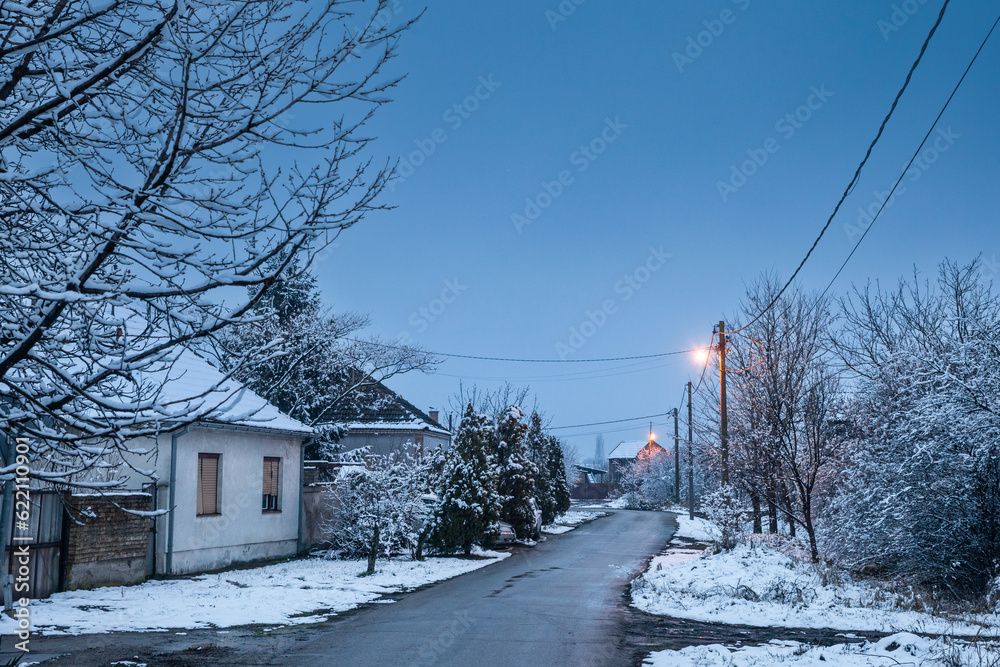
[10,509,676,667]
[286,509,676,667]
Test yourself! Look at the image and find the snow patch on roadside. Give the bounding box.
[633,543,999,635]
[541,510,608,534]
[0,553,508,636]
[644,632,1000,666]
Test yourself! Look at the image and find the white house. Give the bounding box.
[122,348,313,576]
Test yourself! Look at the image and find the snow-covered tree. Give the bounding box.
[0,1,411,488]
[824,259,1000,594]
[328,448,427,575]
[547,435,572,519]
[525,412,556,524]
[214,257,434,460]
[429,404,500,555]
[491,405,539,540]
[718,274,845,561]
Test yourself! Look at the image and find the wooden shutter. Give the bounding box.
[198,453,219,515]
[262,457,280,497]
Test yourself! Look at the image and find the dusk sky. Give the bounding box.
[314,1,999,458]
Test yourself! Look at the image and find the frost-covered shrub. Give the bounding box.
[703,485,747,550]
[619,454,675,510]
[327,450,427,574]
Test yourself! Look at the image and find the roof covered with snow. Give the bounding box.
[323,374,448,436]
[141,347,312,435]
[608,440,662,460]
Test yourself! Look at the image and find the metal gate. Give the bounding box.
[2,489,66,601]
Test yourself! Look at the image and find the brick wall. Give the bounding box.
[65,492,152,589]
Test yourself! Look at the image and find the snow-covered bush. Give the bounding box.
[703,486,747,550]
[619,453,675,509]
[327,449,427,575]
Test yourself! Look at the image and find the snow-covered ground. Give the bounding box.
[644,632,1000,666]
[576,497,630,510]
[541,510,608,534]
[673,513,719,542]
[0,552,508,636]
[632,541,1000,635]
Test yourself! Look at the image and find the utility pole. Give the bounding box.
[672,408,680,504]
[718,320,729,486]
[687,381,695,520]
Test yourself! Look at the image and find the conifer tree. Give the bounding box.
[526,412,557,524]
[547,435,572,518]
[492,406,539,539]
[430,404,501,555]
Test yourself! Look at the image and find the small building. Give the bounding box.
[607,439,666,485]
[326,378,451,457]
[121,348,313,576]
[570,464,611,500]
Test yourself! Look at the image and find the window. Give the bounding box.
[197,453,220,516]
[262,457,280,511]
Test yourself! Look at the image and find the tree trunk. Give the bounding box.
[766,487,778,534]
[804,510,819,563]
[751,491,762,534]
[779,481,795,537]
[366,525,380,576]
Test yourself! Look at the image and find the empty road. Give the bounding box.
[22,509,676,666]
[286,509,676,666]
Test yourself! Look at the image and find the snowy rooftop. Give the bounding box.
[141,346,312,435]
[324,374,448,436]
[608,440,660,460]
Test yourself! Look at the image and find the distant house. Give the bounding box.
[119,348,313,576]
[326,378,451,457]
[607,439,666,485]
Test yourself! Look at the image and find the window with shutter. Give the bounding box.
[197,453,220,516]
[262,457,280,511]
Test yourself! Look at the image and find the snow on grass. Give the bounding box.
[673,513,719,542]
[0,553,508,636]
[632,542,1000,635]
[644,632,1000,666]
[541,510,608,534]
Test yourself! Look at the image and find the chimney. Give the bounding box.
[429,409,439,424]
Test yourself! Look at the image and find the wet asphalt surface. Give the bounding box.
[2,510,891,666]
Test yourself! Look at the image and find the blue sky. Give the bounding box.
[313,1,999,459]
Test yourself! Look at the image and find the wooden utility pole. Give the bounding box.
[687,381,695,520]
[718,320,729,485]
[672,408,680,504]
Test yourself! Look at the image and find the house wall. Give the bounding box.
[64,492,152,590]
[338,430,451,457]
[148,426,304,575]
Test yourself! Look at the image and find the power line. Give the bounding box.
[430,358,680,383]
[352,337,702,364]
[548,411,672,431]
[818,10,999,303]
[728,0,952,337]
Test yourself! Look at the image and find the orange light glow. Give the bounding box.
[693,348,711,364]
